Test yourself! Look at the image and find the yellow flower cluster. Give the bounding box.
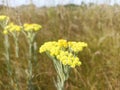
[40,41,60,56]
[58,39,68,48]
[23,23,42,32]
[57,51,81,68]
[0,15,9,22]
[68,41,88,53]
[3,23,22,34]
[0,15,42,34]
[39,39,87,68]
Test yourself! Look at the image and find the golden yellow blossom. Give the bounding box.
[3,30,8,35]
[39,39,87,68]
[0,15,9,22]
[68,41,88,53]
[58,39,68,48]
[3,23,22,34]
[23,23,42,32]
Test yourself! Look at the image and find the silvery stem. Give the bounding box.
[12,32,19,58]
[27,33,34,90]
[4,34,11,76]
[15,36,19,58]
[47,54,70,90]
[4,34,13,89]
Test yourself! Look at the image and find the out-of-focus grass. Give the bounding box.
[0,4,120,90]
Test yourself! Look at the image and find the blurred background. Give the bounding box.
[0,0,120,90]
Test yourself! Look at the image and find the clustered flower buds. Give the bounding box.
[23,23,42,32]
[0,15,42,35]
[0,15,42,90]
[3,23,22,34]
[0,15,9,22]
[39,39,87,68]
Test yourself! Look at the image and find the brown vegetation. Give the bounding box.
[0,4,120,90]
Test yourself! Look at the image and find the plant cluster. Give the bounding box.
[0,15,42,90]
[40,39,87,90]
[0,15,87,90]
[40,39,87,68]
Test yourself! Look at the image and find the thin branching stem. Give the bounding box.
[27,32,36,90]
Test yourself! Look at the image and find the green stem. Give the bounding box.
[12,32,19,58]
[3,23,19,90]
[47,53,70,90]
[15,35,19,58]
[27,32,34,90]
[33,42,38,64]
[4,34,13,88]
[54,60,65,90]
[28,41,33,90]
[4,35,11,75]
[11,33,20,90]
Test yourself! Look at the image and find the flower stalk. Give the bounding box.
[27,32,34,90]
[48,54,70,90]
[4,34,18,90]
[11,32,20,58]
[0,15,20,90]
[3,23,22,58]
[39,39,88,90]
[4,34,11,76]
[23,23,42,90]
[33,42,38,63]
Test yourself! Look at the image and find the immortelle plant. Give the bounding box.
[0,15,13,87]
[3,22,22,58]
[39,39,88,90]
[0,15,19,90]
[23,23,42,90]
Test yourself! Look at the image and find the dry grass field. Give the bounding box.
[0,3,120,90]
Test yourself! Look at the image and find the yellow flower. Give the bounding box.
[68,41,88,53]
[58,39,68,48]
[56,50,81,68]
[0,15,9,22]
[24,23,29,27]
[39,41,60,56]
[32,24,42,31]
[15,26,21,32]
[3,23,22,34]
[3,30,8,35]
[39,39,87,68]
[23,23,42,32]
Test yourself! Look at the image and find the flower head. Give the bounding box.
[39,39,87,68]
[23,23,42,32]
[0,15,9,22]
[3,23,22,34]
[3,30,8,35]
[58,39,68,48]
[68,41,88,53]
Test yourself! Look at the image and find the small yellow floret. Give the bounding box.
[68,41,88,53]
[4,23,22,33]
[3,30,8,34]
[0,15,9,22]
[58,39,68,48]
[23,23,42,32]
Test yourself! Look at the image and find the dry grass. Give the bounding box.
[0,4,120,90]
